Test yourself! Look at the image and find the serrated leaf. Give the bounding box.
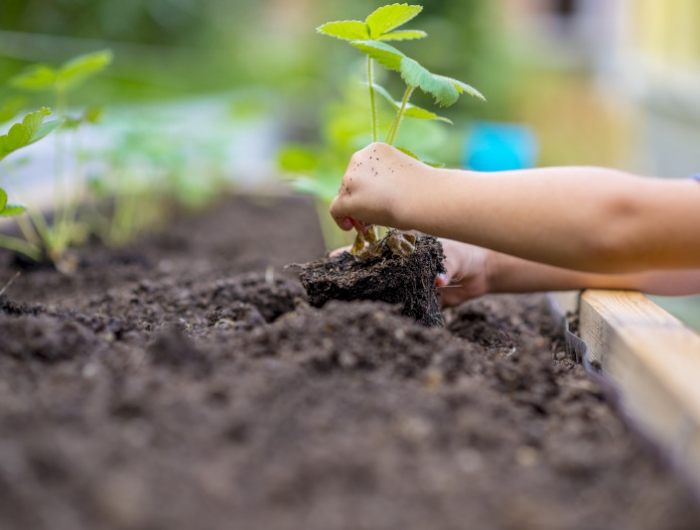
[396,147,444,168]
[9,65,57,92]
[366,4,423,39]
[351,40,405,71]
[434,74,486,101]
[0,96,27,125]
[0,188,6,211]
[0,108,53,161]
[57,49,113,91]
[403,107,453,124]
[396,146,420,160]
[317,20,369,41]
[377,30,427,41]
[400,57,459,106]
[365,82,452,123]
[0,202,27,217]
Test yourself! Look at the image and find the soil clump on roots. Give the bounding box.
[298,233,446,327]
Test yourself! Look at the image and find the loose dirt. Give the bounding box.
[0,196,698,530]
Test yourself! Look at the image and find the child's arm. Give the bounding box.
[438,239,700,307]
[330,143,700,273]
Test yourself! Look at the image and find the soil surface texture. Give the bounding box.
[298,232,445,327]
[0,195,699,530]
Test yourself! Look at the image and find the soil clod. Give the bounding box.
[298,232,446,327]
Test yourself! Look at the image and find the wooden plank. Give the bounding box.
[579,290,700,488]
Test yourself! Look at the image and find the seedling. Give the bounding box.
[4,50,112,270]
[315,3,485,257]
[0,108,61,261]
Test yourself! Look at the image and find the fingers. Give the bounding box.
[334,215,354,231]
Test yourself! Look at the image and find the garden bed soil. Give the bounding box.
[1,195,699,530]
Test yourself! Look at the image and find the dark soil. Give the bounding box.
[0,195,699,530]
[298,233,445,327]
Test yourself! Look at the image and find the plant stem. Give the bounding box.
[387,86,415,146]
[14,214,42,247]
[367,57,378,143]
[53,86,68,256]
[57,128,82,251]
[0,233,42,261]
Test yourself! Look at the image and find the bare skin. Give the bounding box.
[329,142,700,307]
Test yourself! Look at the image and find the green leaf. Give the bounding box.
[400,57,459,106]
[0,188,6,211]
[0,108,53,161]
[351,40,405,71]
[9,65,58,92]
[396,146,420,160]
[84,106,105,124]
[434,74,486,101]
[396,147,444,168]
[33,119,62,143]
[0,202,27,217]
[277,146,320,173]
[291,175,338,203]
[366,83,452,123]
[403,106,453,124]
[57,49,113,91]
[0,96,27,125]
[366,4,423,39]
[366,83,400,110]
[377,30,427,41]
[317,20,369,41]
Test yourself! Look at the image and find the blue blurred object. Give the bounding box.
[462,121,538,171]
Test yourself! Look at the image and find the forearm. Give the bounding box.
[397,165,700,273]
[487,251,700,296]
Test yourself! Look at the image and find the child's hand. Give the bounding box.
[437,239,490,307]
[329,142,427,231]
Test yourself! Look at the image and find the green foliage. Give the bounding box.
[317,3,427,43]
[10,50,114,94]
[317,3,484,150]
[0,108,60,162]
[370,83,452,123]
[283,3,486,250]
[351,40,405,70]
[0,188,27,217]
[0,107,60,261]
[0,50,113,267]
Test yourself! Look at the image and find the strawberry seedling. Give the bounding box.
[0,108,61,261]
[5,50,112,271]
[315,3,485,256]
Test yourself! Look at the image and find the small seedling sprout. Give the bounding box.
[2,50,113,270]
[0,108,62,260]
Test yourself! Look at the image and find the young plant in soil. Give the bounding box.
[5,50,112,271]
[297,3,485,326]
[0,108,61,261]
